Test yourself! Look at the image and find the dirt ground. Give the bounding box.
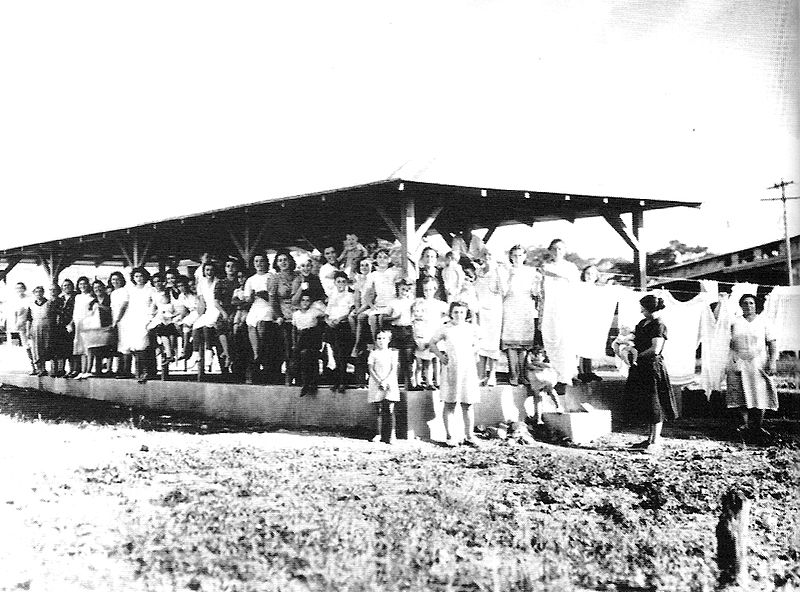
[1,384,798,591]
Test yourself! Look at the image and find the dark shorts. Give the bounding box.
[390,325,415,350]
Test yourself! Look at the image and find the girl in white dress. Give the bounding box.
[70,276,94,378]
[501,245,542,386]
[367,329,400,444]
[362,249,401,344]
[412,278,449,389]
[429,301,481,447]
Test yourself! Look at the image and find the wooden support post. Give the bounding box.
[631,208,646,289]
[0,256,22,282]
[117,240,134,268]
[132,238,140,269]
[413,206,443,244]
[716,488,751,589]
[374,205,403,243]
[399,194,416,276]
[229,225,249,264]
[603,213,640,253]
[482,225,498,244]
[125,237,152,269]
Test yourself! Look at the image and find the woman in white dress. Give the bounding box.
[190,261,223,373]
[501,245,542,385]
[70,276,94,378]
[10,282,36,375]
[474,250,504,386]
[726,294,778,436]
[120,267,157,383]
[541,238,581,394]
[108,271,131,378]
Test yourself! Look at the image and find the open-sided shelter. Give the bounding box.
[0,177,701,287]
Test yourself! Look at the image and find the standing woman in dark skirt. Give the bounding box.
[622,294,677,452]
[58,279,76,377]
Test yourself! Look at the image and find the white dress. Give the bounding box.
[475,266,503,360]
[194,277,220,329]
[71,292,94,355]
[726,315,778,411]
[433,322,480,404]
[367,349,400,403]
[413,299,448,361]
[118,285,155,353]
[365,267,401,314]
[501,265,541,349]
[110,286,129,333]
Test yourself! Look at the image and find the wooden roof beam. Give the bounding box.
[602,213,640,252]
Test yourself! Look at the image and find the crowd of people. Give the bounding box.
[4,232,781,447]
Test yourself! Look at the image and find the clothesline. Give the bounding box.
[600,271,786,290]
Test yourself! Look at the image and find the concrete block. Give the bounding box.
[542,410,612,445]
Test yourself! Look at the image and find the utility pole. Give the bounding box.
[763,179,797,286]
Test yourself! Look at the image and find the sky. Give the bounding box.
[1,0,798,280]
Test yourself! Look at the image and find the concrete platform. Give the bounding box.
[0,371,630,442]
[541,410,613,445]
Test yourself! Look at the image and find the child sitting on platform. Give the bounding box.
[338,233,369,279]
[325,271,355,393]
[361,248,401,344]
[174,276,199,361]
[147,290,178,364]
[524,346,563,424]
[292,292,324,397]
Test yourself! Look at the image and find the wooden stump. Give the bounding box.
[716,488,751,589]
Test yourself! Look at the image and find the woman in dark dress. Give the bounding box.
[622,294,677,453]
[416,246,445,301]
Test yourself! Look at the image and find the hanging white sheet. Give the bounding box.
[655,290,708,386]
[540,276,579,383]
[763,286,800,351]
[699,293,732,398]
[574,283,621,359]
[617,286,644,334]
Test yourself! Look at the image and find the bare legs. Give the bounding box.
[477,355,497,386]
[443,402,475,445]
[506,348,525,385]
[372,400,396,443]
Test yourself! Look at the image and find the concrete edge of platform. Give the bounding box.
[0,372,632,442]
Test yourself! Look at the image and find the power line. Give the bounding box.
[762,179,797,286]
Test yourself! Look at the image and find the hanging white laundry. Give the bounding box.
[729,282,759,316]
[574,283,621,359]
[617,286,644,335]
[540,275,580,383]
[763,286,800,351]
[655,290,706,386]
[699,279,719,301]
[699,294,732,398]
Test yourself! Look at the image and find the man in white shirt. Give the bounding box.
[319,245,341,300]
